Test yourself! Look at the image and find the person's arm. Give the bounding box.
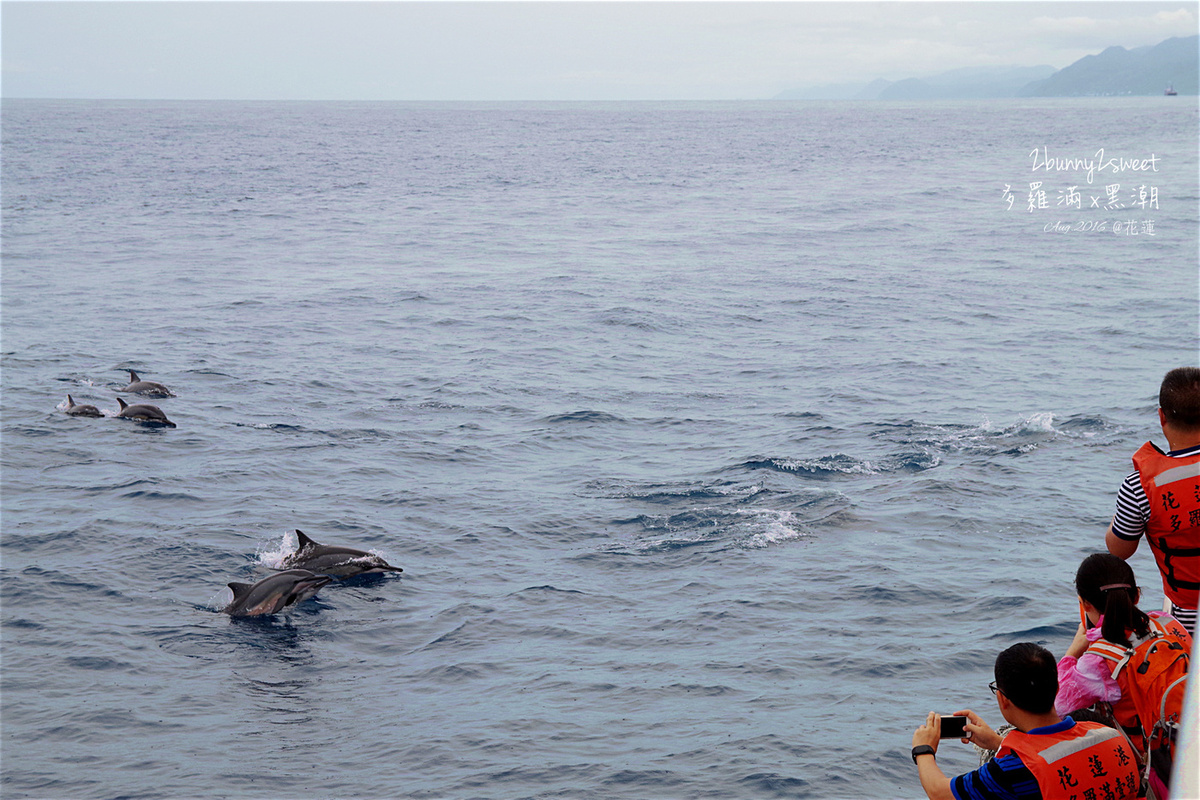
[1056,645,1102,716]
[1064,621,1090,659]
[1107,472,1147,559]
[1106,522,1139,559]
[912,711,955,800]
[917,752,955,800]
[1056,650,1121,716]
[1055,624,1098,714]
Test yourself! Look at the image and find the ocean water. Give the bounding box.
[1,98,1197,799]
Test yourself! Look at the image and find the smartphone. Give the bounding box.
[939,715,968,739]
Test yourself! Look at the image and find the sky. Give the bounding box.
[1,1,1197,101]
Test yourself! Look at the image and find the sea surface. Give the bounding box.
[2,98,1197,799]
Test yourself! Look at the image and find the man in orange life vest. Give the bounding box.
[1107,366,1200,634]
[911,643,1139,800]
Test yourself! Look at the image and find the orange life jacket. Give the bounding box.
[998,720,1140,800]
[1132,441,1200,610]
[1086,615,1191,765]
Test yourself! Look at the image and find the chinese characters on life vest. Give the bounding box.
[1003,147,1161,236]
[1054,741,1138,800]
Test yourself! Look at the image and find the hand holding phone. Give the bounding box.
[939,715,969,739]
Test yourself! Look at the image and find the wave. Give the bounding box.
[72,478,155,494]
[231,422,306,431]
[596,306,676,332]
[184,368,237,378]
[601,485,847,554]
[583,478,765,503]
[988,620,1078,641]
[738,773,809,795]
[775,410,826,420]
[63,656,135,671]
[507,585,587,603]
[869,412,1121,450]
[4,618,44,630]
[9,567,126,603]
[746,413,1123,481]
[414,662,507,684]
[741,451,939,477]
[118,490,205,502]
[542,410,627,425]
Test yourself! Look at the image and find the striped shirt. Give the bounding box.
[949,719,1076,800]
[950,752,1040,800]
[1111,442,1200,631]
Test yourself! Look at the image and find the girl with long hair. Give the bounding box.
[1056,553,1191,794]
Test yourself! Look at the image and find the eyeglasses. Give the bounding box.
[988,681,999,695]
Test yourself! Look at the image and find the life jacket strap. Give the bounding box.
[1154,535,1200,591]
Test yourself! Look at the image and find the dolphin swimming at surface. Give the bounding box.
[281,530,404,578]
[223,569,333,617]
[116,397,176,427]
[64,395,103,417]
[119,370,174,397]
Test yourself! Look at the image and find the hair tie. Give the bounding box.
[1099,583,1131,591]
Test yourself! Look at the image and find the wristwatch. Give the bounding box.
[912,745,936,764]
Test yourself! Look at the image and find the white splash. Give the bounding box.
[735,508,809,549]
[207,586,234,611]
[1019,412,1056,432]
[255,529,298,569]
[978,412,1057,435]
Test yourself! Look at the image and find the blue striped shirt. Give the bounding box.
[950,719,1075,800]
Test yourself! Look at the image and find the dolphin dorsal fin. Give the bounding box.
[117,397,129,410]
[67,394,75,406]
[227,582,254,600]
[295,530,317,549]
[129,370,140,382]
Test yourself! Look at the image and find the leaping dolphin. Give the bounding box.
[223,569,333,617]
[116,397,176,427]
[281,530,404,578]
[119,370,174,397]
[64,395,103,417]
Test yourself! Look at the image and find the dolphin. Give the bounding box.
[116,397,176,427]
[64,394,103,417]
[223,569,333,617]
[119,370,174,397]
[281,530,404,578]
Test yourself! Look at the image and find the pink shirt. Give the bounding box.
[1054,612,1176,716]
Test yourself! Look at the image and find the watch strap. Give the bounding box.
[911,745,936,764]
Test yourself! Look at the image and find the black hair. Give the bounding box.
[1075,553,1150,648]
[994,642,1058,714]
[1160,367,1200,429]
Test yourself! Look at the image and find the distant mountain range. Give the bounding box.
[775,35,1198,100]
[1020,35,1198,96]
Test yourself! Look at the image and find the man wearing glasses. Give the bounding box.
[910,643,1139,800]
